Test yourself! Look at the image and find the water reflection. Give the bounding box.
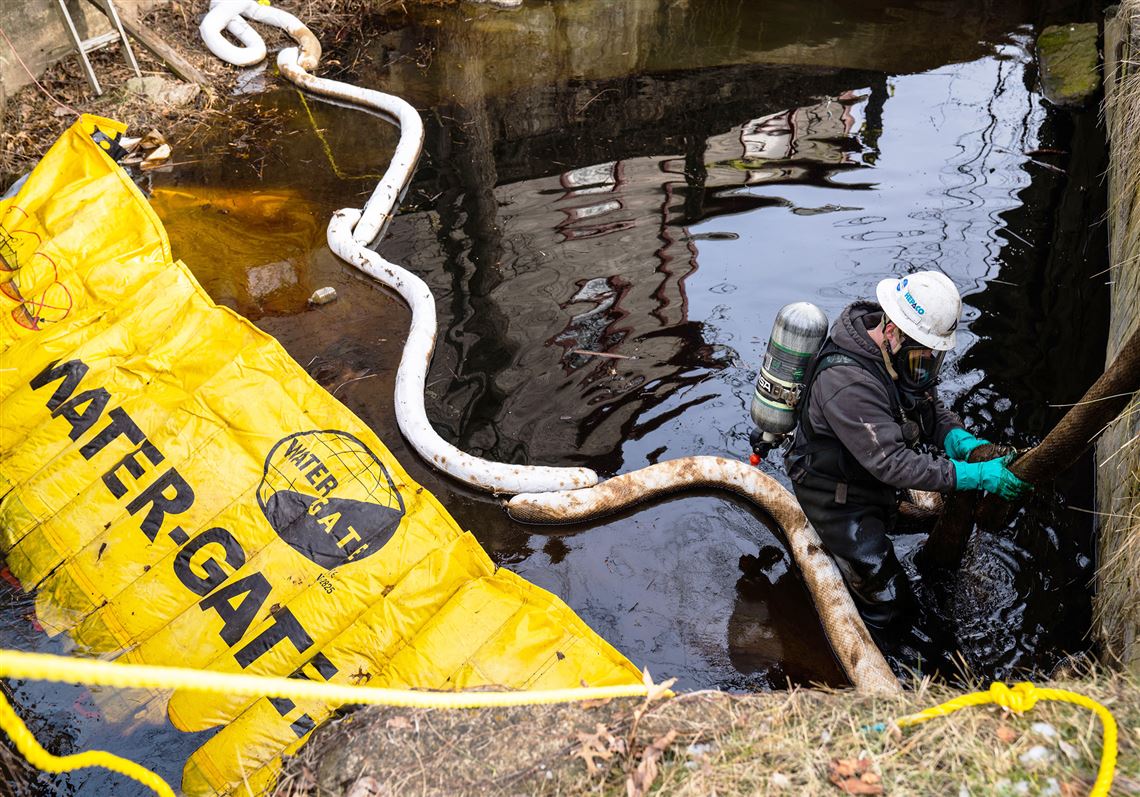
[418,81,883,477]
[149,187,324,318]
[134,10,1104,691]
[375,0,1049,102]
[398,36,1102,687]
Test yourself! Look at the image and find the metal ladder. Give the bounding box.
[56,0,141,96]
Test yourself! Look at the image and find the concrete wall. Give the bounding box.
[1096,2,1140,672]
[0,0,163,107]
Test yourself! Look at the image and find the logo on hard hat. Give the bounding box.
[896,278,925,315]
[257,430,405,569]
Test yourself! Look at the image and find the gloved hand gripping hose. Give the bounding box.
[951,454,1031,500]
[922,321,1140,572]
[943,427,989,459]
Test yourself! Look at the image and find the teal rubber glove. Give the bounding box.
[944,427,990,459]
[952,455,1031,500]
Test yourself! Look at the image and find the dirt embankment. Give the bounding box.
[275,669,1139,797]
[0,0,423,191]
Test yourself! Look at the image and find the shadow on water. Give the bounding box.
[0,0,1112,790]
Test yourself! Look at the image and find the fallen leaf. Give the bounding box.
[385,716,412,730]
[345,775,386,797]
[141,143,173,171]
[575,723,619,775]
[640,667,677,702]
[579,697,613,709]
[140,128,166,150]
[827,758,883,795]
[996,724,1020,744]
[296,765,317,790]
[831,759,859,778]
[626,729,678,797]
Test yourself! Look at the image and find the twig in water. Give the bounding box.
[333,372,377,396]
[1003,228,1035,249]
[1026,157,1066,174]
[577,88,618,114]
[570,349,635,360]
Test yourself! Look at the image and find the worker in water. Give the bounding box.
[784,271,1029,668]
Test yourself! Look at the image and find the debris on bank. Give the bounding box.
[0,0,427,189]
[309,286,338,305]
[276,671,1138,797]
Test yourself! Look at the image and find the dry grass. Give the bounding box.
[1097,0,1140,673]
[275,669,1140,796]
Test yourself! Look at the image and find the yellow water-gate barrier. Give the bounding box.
[0,115,641,796]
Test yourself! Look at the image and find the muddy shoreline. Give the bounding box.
[274,669,1138,796]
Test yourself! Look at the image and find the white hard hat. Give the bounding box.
[875,271,961,351]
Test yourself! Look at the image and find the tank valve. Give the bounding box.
[749,428,785,461]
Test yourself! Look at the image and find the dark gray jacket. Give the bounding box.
[801,302,960,493]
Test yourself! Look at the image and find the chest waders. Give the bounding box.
[783,340,934,656]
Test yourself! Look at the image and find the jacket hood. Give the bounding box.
[830,301,883,360]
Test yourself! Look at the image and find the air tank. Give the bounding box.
[750,302,829,453]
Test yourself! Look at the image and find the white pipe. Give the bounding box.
[201,1,321,69]
[328,210,599,494]
[277,55,422,247]
[200,1,266,66]
[199,0,600,495]
[507,456,901,694]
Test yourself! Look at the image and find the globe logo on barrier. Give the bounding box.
[257,430,405,569]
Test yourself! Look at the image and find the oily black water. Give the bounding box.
[0,0,1108,792]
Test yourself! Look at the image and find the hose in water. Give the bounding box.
[200,0,599,496]
[198,1,898,693]
[1008,321,1140,485]
[922,321,1140,568]
[507,456,900,694]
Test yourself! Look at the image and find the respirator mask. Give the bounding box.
[893,337,946,392]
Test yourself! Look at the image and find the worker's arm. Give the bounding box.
[931,395,966,448]
[811,365,956,492]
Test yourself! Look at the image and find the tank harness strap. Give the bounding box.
[790,344,900,506]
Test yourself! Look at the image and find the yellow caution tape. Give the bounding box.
[897,681,1117,797]
[0,649,654,797]
[0,680,175,797]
